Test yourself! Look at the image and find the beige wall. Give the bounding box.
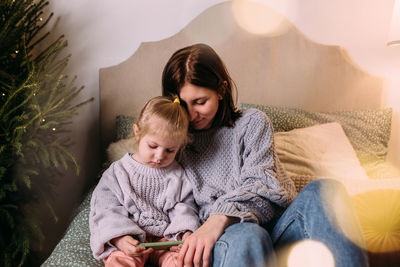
[39,0,400,262]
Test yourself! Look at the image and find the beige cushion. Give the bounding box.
[106,137,137,163]
[275,122,369,186]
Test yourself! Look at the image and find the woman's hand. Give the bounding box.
[177,214,239,267]
[181,231,192,241]
[111,235,153,257]
[170,231,193,253]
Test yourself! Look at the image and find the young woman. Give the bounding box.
[89,96,200,267]
[162,43,368,267]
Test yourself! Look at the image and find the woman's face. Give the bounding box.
[179,83,222,130]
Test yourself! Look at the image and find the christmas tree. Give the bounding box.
[0,0,92,265]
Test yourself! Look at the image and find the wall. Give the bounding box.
[39,0,400,262]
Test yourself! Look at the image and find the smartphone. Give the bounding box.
[136,241,184,250]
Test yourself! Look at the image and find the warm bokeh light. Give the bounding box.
[287,240,334,267]
[231,0,290,36]
[353,189,400,253]
[319,180,368,251]
[388,0,400,46]
[183,2,235,45]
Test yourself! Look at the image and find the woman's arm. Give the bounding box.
[210,110,296,225]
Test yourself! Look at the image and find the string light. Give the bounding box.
[2,93,5,97]
[39,17,43,21]
[52,128,56,131]
[15,50,19,54]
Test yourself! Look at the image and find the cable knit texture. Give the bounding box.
[89,154,200,260]
[181,108,296,224]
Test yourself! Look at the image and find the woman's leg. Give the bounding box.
[271,179,369,267]
[212,222,276,267]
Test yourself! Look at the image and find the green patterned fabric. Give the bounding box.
[240,104,392,167]
[41,188,103,267]
[115,115,136,141]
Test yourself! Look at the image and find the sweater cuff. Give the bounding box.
[211,201,258,223]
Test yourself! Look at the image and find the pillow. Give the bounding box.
[240,103,392,169]
[115,115,136,141]
[107,137,137,163]
[361,160,400,179]
[274,122,369,191]
[41,188,103,267]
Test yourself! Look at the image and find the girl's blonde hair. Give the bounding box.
[135,96,190,147]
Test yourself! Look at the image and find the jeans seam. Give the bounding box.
[213,240,228,267]
[273,210,309,244]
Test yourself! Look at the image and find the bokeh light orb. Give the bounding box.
[287,240,335,267]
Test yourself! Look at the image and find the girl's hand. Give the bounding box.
[111,235,153,257]
[177,215,239,267]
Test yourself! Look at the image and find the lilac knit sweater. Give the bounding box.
[181,108,296,224]
[89,154,200,260]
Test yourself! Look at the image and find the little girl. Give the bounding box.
[89,96,200,267]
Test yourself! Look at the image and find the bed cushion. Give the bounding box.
[240,104,392,170]
[115,115,136,141]
[41,188,103,267]
[274,122,369,192]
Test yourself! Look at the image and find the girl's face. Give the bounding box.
[133,118,182,168]
[179,83,222,130]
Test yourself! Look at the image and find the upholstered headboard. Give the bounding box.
[99,1,383,149]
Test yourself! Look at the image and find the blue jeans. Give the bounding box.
[211,179,369,267]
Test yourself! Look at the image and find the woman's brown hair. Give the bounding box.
[162,43,241,128]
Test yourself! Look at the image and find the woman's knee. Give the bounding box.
[213,222,276,267]
[302,179,346,195]
[221,222,270,245]
[298,179,350,208]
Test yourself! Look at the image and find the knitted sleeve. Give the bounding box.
[163,169,200,240]
[89,164,145,260]
[211,110,296,224]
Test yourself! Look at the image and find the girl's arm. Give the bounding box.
[89,166,145,260]
[164,174,200,240]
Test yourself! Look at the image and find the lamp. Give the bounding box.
[388,0,400,46]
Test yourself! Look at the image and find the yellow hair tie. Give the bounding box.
[173,97,180,104]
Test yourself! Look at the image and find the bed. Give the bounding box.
[42,2,400,266]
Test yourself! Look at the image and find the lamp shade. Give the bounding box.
[388,0,400,46]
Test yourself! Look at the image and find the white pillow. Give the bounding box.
[106,137,137,163]
[275,122,369,182]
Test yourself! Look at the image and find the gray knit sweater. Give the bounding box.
[89,154,200,260]
[181,108,296,225]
